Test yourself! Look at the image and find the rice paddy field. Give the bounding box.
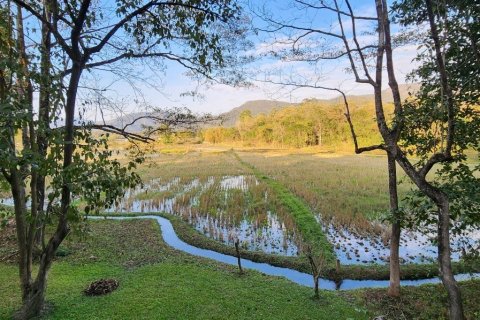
[106,145,479,267]
[2,144,478,271]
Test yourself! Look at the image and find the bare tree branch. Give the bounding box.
[333,0,373,84]
[345,0,375,83]
[294,0,378,21]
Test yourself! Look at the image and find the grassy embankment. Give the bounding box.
[0,219,368,320]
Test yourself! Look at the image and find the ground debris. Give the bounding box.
[0,219,18,263]
[84,279,119,296]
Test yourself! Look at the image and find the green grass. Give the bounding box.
[0,219,368,320]
[0,262,369,320]
[351,281,480,320]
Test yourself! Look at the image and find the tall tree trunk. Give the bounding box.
[11,171,32,302]
[438,198,464,320]
[423,2,463,317]
[14,55,83,320]
[13,279,47,320]
[35,2,53,247]
[13,4,36,304]
[395,151,465,320]
[387,152,401,297]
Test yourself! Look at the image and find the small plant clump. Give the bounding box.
[84,279,119,296]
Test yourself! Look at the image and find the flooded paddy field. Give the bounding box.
[235,150,479,265]
[107,174,301,256]
[3,147,479,265]
[324,220,480,265]
[107,149,479,265]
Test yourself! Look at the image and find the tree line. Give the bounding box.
[202,98,390,149]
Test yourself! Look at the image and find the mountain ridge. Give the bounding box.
[103,83,420,132]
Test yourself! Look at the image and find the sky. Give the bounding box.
[80,0,421,121]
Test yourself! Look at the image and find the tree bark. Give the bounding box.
[35,3,53,247]
[438,199,464,320]
[11,170,31,301]
[13,279,46,320]
[387,152,400,297]
[394,151,465,319]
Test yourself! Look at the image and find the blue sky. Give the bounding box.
[81,0,420,121]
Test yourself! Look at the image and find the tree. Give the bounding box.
[392,1,480,318]
[304,244,326,299]
[0,1,246,318]
[256,1,479,318]
[254,0,402,297]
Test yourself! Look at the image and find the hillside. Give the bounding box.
[219,83,419,127]
[103,84,419,132]
[219,100,293,127]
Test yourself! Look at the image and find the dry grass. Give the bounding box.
[137,149,246,181]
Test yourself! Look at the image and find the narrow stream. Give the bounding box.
[89,215,479,291]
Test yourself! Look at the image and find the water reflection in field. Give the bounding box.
[107,175,301,256]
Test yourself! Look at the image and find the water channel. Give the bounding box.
[89,215,479,290]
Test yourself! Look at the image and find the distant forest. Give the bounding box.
[201,98,393,149]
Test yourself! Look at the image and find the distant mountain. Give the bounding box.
[342,83,420,104]
[219,100,294,127]
[101,112,156,133]
[219,84,420,127]
[102,84,420,132]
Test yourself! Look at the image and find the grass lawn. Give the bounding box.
[1,215,479,319]
[0,219,368,320]
[351,281,480,320]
